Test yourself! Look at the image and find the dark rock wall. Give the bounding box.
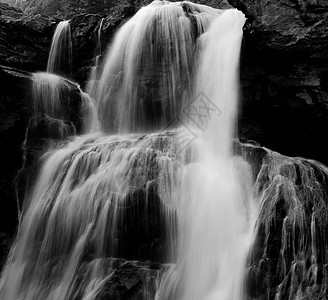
[0,4,56,72]
[228,0,328,163]
[0,66,30,265]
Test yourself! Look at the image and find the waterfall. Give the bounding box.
[156,9,257,300]
[81,91,100,133]
[93,1,218,134]
[0,2,259,300]
[32,72,72,120]
[47,20,73,77]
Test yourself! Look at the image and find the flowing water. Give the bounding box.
[32,72,72,120]
[93,1,218,134]
[0,2,259,300]
[156,8,257,300]
[47,20,73,77]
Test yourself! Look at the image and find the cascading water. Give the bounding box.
[47,20,73,77]
[31,72,83,139]
[156,9,257,300]
[32,72,72,120]
[30,20,78,140]
[93,1,219,134]
[0,2,259,300]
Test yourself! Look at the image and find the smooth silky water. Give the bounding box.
[47,20,73,77]
[0,2,259,300]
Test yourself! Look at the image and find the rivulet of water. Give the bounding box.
[47,20,72,77]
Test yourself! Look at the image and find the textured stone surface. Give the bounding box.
[227,0,328,164]
[0,3,56,72]
[237,141,328,299]
[95,259,163,300]
[70,4,139,85]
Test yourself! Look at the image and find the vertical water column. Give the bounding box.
[158,9,258,300]
[47,20,73,77]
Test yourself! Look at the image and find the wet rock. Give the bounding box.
[96,259,163,300]
[238,142,328,299]
[70,4,138,85]
[70,14,104,83]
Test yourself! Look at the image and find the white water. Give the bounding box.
[94,1,219,133]
[47,20,72,76]
[32,73,99,136]
[32,72,71,119]
[0,2,257,300]
[157,9,258,300]
[81,92,100,133]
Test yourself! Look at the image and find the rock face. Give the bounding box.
[227,0,328,164]
[236,142,328,300]
[69,4,142,85]
[95,259,163,300]
[0,3,56,72]
[0,65,30,268]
